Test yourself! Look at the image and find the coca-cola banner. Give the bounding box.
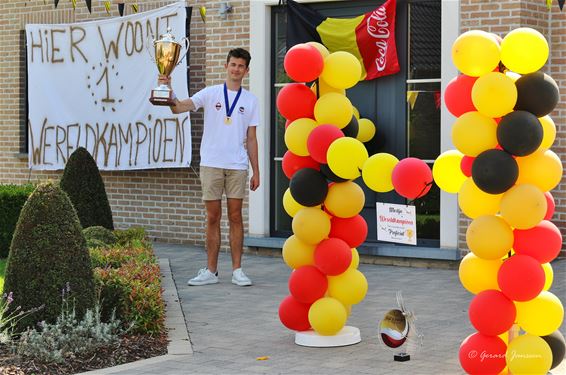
[287,0,399,81]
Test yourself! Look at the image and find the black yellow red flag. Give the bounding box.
[286,0,400,80]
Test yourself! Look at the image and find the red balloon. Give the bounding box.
[513,220,563,264]
[314,238,352,276]
[276,83,316,121]
[460,156,474,177]
[288,265,328,304]
[392,158,433,199]
[444,74,478,117]
[544,191,555,220]
[278,295,311,331]
[284,44,324,83]
[498,255,545,302]
[459,333,507,375]
[329,215,368,248]
[469,290,516,336]
[306,125,344,163]
[282,151,320,179]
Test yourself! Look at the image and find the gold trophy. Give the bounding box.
[148,27,189,106]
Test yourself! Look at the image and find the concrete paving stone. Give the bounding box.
[98,243,566,374]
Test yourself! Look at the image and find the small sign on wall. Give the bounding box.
[376,202,417,246]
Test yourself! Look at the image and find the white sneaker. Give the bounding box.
[232,268,252,286]
[188,268,218,286]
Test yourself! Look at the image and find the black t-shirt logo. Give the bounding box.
[215,102,222,111]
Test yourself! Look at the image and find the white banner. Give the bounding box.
[377,202,417,245]
[26,2,191,170]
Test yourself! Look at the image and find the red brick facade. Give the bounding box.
[0,1,564,254]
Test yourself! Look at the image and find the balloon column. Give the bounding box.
[277,42,434,340]
[438,28,564,374]
[277,42,370,338]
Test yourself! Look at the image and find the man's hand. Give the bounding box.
[250,174,260,191]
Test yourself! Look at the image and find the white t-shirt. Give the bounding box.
[191,84,259,170]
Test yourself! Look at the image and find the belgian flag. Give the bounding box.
[286,0,400,80]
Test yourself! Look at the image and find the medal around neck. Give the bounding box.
[224,83,242,125]
[224,116,232,125]
[148,27,189,106]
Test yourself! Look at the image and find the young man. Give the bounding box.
[161,48,259,286]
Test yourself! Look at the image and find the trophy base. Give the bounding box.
[149,96,176,106]
[150,86,176,106]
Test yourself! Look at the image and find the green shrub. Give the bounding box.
[60,147,114,230]
[3,181,96,330]
[114,227,149,247]
[0,184,35,258]
[93,244,163,334]
[83,226,117,246]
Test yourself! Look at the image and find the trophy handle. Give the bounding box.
[146,34,156,62]
[176,37,190,66]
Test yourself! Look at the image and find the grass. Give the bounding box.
[0,258,5,292]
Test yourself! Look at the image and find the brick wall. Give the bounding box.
[459,0,565,254]
[0,0,251,250]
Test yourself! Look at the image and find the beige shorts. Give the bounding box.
[200,166,247,201]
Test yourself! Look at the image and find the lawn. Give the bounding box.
[0,258,5,292]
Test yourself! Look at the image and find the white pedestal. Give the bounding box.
[295,326,361,347]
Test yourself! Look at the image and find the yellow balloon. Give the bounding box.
[361,153,399,193]
[327,137,368,180]
[306,41,329,59]
[282,235,315,269]
[516,291,564,336]
[284,118,317,156]
[324,181,365,218]
[356,118,376,142]
[459,253,503,295]
[542,263,553,291]
[310,79,345,97]
[451,30,501,77]
[471,72,518,118]
[321,51,362,89]
[458,178,502,219]
[352,106,360,120]
[451,112,498,157]
[283,188,305,217]
[506,334,552,375]
[328,269,368,305]
[314,93,353,129]
[308,297,347,336]
[466,215,513,260]
[516,150,563,192]
[501,27,549,74]
[349,248,359,269]
[433,150,466,193]
[500,184,546,230]
[292,207,331,245]
[537,116,556,151]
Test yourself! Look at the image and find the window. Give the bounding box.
[270,0,442,244]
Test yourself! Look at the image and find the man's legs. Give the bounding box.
[227,198,243,270]
[205,200,222,273]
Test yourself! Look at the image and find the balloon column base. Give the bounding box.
[295,326,361,347]
[394,352,410,362]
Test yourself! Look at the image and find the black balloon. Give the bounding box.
[472,149,518,194]
[497,110,543,156]
[515,72,559,117]
[342,115,359,138]
[541,330,566,370]
[289,168,328,206]
[320,163,349,183]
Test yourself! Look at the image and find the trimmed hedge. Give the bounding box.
[60,147,114,230]
[0,184,34,258]
[4,181,96,330]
